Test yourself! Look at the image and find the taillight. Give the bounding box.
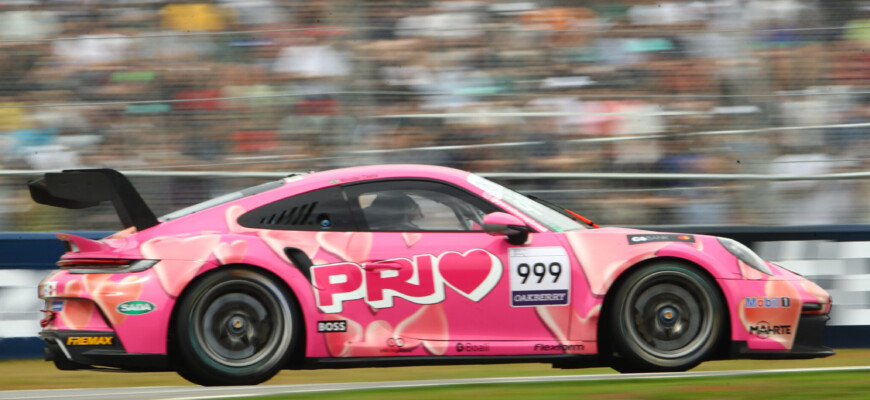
[56,259,158,274]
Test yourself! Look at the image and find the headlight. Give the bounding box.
[717,237,772,276]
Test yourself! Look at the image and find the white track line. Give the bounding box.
[3,366,870,400]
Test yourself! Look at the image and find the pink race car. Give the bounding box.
[30,165,833,386]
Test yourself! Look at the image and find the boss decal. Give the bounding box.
[627,234,694,245]
[117,301,156,315]
[317,320,348,333]
[312,249,503,313]
[66,336,113,346]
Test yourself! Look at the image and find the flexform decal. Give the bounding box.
[312,249,502,313]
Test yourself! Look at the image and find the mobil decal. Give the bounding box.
[312,249,502,313]
[745,296,791,308]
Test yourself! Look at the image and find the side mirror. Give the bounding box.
[482,212,531,245]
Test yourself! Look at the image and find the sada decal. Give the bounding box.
[312,249,502,313]
[116,301,156,315]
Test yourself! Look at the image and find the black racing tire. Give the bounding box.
[608,262,724,373]
[174,268,297,386]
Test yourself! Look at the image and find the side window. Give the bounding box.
[238,187,356,231]
[346,180,497,232]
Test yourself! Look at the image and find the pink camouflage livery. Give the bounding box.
[31,164,833,385]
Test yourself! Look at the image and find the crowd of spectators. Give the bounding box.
[2,0,870,230]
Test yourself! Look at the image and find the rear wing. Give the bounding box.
[28,169,159,231]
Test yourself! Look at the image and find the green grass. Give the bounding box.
[248,370,870,400]
[1,349,868,391]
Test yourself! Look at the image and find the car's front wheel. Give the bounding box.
[175,268,297,386]
[608,262,724,373]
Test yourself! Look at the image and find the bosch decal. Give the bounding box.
[312,249,502,313]
[317,320,348,333]
[749,321,792,338]
[509,247,570,307]
[456,342,490,352]
[627,234,695,245]
[745,296,791,308]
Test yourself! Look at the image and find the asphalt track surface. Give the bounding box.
[2,366,869,400]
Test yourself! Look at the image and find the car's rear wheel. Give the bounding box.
[175,268,296,386]
[609,263,723,373]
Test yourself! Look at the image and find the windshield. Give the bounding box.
[467,174,586,232]
[161,179,285,221]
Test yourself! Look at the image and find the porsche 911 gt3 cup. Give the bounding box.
[30,165,833,385]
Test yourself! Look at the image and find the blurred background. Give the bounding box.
[2,0,870,231]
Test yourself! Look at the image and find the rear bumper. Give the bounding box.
[41,330,170,371]
[732,314,835,359]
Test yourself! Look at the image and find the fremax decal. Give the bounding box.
[312,249,503,313]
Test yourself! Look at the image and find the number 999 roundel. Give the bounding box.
[30,165,833,386]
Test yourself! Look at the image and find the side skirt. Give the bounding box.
[298,354,600,370]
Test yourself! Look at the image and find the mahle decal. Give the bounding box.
[117,300,156,315]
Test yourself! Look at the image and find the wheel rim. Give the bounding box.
[192,280,286,368]
[622,270,714,360]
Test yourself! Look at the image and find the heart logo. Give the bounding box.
[141,235,221,297]
[394,303,449,355]
[91,275,147,326]
[82,274,111,295]
[437,249,502,302]
[58,280,94,330]
[402,233,422,248]
[259,230,320,262]
[535,303,600,353]
[323,314,363,357]
[344,320,396,357]
[317,232,372,263]
[225,205,257,233]
[60,299,96,330]
[214,240,249,264]
[536,304,571,342]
